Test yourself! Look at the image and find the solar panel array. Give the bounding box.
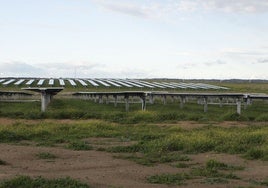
[0,78,229,90]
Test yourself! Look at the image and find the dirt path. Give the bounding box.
[0,143,267,188]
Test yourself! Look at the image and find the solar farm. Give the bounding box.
[1,78,268,187]
[0,77,228,90]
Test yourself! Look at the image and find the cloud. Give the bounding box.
[0,62,45,77]
[0,61,155,78]
[204,60,226,66]
[222,49,267,56]
[256,59,268,64]
[93,0,149,18]
[200,0,268,13]
[92,0,268,21]
[177,62,197,70]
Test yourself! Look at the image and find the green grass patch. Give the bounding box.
[36,152,57,160]
[1,98,268,123]
[173,162,190,168]
[66,141,93,151]
[0,176,90,188]
[0,159,7,165]
[147,159,242,185]
[190,160,241,180]
[203,177,229,184]
[114,152,190,166]
[0,121,267,161]
[147,173,190,185]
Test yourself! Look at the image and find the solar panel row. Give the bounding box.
[0,78,228,90]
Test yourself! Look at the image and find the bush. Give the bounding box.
[0,176,90,188]
[244,148,265,160]
[147,173,190,185]
[66,141,93,151]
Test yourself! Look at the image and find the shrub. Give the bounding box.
[36,152,57,160]
[147,173,190,185]
[66,141,93,151]
[244,148,265,160]
[0,176,90,188]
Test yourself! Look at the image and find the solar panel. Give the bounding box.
[185,83,204,89]
[176,82,199,89]
[48,79,54,85]
[153,82,176,89]
[169,82,187,89]
[3,79,16,85]
[104,79,122,87]
[77,79,88,86]
[131,80,156,88]
[26,79,35,85]
[94,79,111,87]
[14,79,25,85]
[120,80,144,88]
[0,79,5,83]
[87,80,99,87]
[111,79,133,88]
[68,79,77,86]
[37,79,45,86]
[59,79,65,86]
[143,81,171,88]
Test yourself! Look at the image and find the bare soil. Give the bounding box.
[0,119,267,187]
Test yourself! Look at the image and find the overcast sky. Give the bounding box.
[1,0,268,79]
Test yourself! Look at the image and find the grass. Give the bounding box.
[1,98,268,123]
[147,173,190,185]
[65,141,93,151]
[0,159,7,165]
[147,159,242,185]
[36,152,57,160]
[114,152,190,166]
[108,125,268,161]
[0,120,267,161]
[0,176,90,188]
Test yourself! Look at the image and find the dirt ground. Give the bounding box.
[0,119,268,187]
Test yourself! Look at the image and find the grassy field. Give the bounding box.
[0,82,268,187]
[0,118,267,187]
[1,98,268,122]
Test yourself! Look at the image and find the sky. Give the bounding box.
[0,0,268,79]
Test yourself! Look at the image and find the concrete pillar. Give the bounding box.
[162,95,166,105]
[114,95,118,107]
[99,95,103,104]
[141,96,146,111]
[106,95,109,104]
[149,95,154,104]
[125,95,129,112]
[219,97,223,108]
[237,98,241,115]
[41,92,51,112]
[94,95,97,103]
[179,96,184,109]
[171,96,175,103]
[204,97,208,113]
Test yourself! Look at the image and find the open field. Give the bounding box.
[0,118,267,187]
[0,81,268,187]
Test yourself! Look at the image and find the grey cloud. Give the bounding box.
[221,49,268,59]
[0,62,44,77]
[93,0,148,18]
[200,0,268,13]
[93,0,268,21]
[204,60,226,66]
[178,63,197,70]
[256,59,268,64]
[40,62,104,71]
